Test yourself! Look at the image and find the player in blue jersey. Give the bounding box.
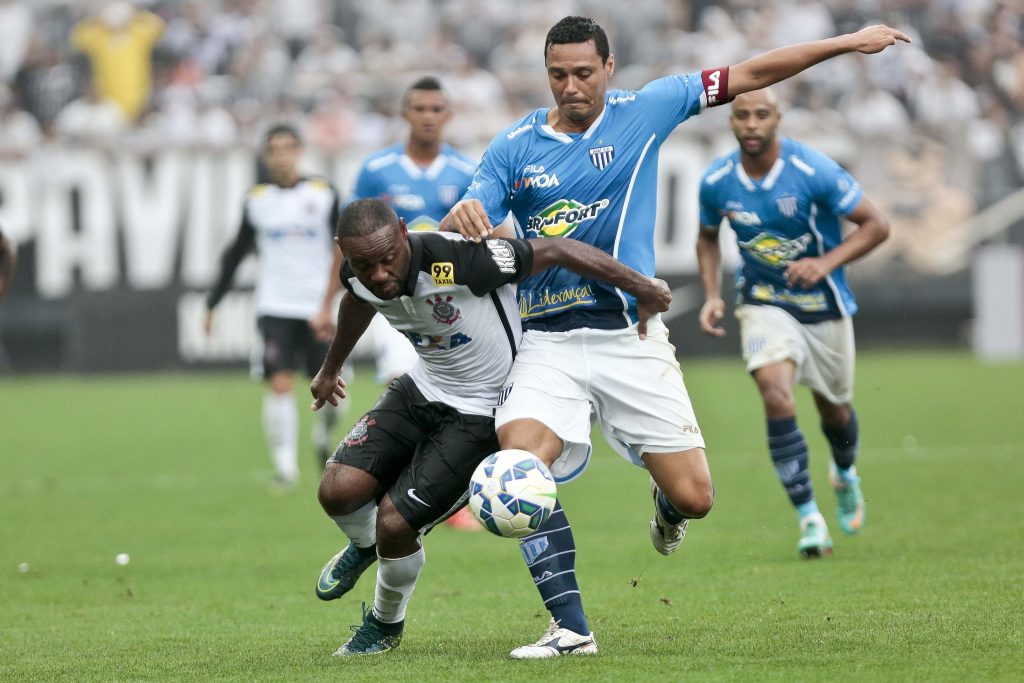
[443,15,908,657]
[696,88,890,558]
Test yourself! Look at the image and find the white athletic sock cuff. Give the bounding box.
[330,500,378,548]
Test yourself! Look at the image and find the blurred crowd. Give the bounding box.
[0,0,1022,213]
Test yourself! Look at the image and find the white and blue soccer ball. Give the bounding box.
[468,449,557,538]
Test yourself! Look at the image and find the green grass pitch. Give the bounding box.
[2,350,1022,682]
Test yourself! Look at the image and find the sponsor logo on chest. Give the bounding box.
[526,199,609,238]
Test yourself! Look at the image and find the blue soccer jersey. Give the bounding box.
[465,70,729,332]
[699,137,864,322]
[351,143,478,231]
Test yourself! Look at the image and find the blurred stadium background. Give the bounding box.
[0,0,1022,373]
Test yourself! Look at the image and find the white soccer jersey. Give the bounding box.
[208,177,340,319]
[341,232,532,416]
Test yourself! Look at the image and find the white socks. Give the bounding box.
[330,500,378,549]
[373,547,426,624]
[263,392,298,482]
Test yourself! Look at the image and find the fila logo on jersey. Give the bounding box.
[486,240,517,273]
[431,262,455,286]
[427,294,461,324]
[527,198,610,238]
[738,233,813,267]
[776,196,798,218]
[589,145,614,170]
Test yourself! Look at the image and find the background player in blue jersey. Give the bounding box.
[697,89,890,558]
[444,15,908,657]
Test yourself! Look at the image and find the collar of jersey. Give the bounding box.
[735,155,786,192]
[537,106,607,143]
[398,152,449,180]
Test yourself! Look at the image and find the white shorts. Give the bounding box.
[735,304,855,404]
[369,313,418,384]
[494,316,705,483]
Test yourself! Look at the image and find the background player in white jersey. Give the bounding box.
[325,76,482,530]
[206,124,342,488]
[444,15,908,656]
[308,199,669,656]
[696,89,890,557]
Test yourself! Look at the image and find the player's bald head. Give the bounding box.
[336,199,400,240]
[731,88,779,113]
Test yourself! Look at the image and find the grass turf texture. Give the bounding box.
[2,350,1022,682]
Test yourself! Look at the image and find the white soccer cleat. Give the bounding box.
[509,618,598,659]
[649,478,689,556]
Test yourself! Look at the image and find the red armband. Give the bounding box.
[701,66,731,107]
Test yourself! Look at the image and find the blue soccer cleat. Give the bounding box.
[333,604,403,657]
[830,464,866,535]
[315,544,377,601]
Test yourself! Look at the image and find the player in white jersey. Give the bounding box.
[206,124,343,488]
[444,15,908,656]
[324,76,483,531]
[697,89,890,557]
[308,199,670,656]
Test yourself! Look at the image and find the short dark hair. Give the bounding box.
[336,199,400,240]
[264,123,302,147]
[544,16,610,63]
[403,75,445,108]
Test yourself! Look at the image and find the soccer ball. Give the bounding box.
[468,449,557,538]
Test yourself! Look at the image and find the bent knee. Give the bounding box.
[663,480,715,519]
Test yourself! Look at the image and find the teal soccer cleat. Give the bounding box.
[830,464,866,535]
[797,512,833,559]
[333,604,403,656]
[315,544,377,601]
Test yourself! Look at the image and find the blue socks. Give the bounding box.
[519,501,589,636]
[656,489,687,525]
[767,417,814,509]
[822,410,859,471]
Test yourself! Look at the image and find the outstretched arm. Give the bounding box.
[529,238,672,339]
[728,25,911,96]
[785,196,890,289]
[310,291,377,410]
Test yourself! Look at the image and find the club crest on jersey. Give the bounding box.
[526,198,610,238]
[739,232,813,267]
[437,184,461,207]
[431,262,455,286]
[589,145,614,170]
[776,196,798,218]
[486,240,517,273]
[344,416,377,447]
[427,294,461,325]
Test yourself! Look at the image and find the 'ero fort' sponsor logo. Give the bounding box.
[526,199,609,238]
